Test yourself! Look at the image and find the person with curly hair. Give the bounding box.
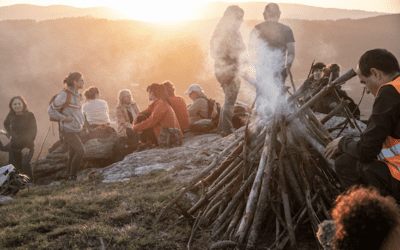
[330,186,400,250]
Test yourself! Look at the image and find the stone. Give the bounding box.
[0,195,13,204]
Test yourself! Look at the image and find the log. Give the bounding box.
[155,134,244,225]
[320,100,350,124]
[235,112,279,244]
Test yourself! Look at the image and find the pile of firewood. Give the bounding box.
[156,69,359,250]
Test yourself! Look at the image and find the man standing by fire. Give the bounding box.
[248,2,295,112]
[325,49,400,202]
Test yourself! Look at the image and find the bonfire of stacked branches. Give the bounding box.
[156,69,360,250]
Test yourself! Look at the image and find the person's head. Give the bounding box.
[147,83,167,102]
[64,72,84,90]
[84,86,100,101]
[323,63,341,81]
[263,3,281,21]
[331,186,400,250]
[357,49,400,96]
[185,84,203,101]
[312,62,326,80]
[221,5,244,29]
[118,89,132,105]
[163,80,175,97]
[9,95,28,114]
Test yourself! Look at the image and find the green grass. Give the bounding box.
[0,170,210,250]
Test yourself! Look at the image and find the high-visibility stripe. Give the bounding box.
[377,77,400,181]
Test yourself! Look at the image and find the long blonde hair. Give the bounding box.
[118,89,132,104]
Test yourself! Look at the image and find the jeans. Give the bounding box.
[63,131,85,179]
[218,75,240,134]
[9,146,34,182]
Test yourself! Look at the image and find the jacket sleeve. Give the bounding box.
[116,107,132,131]
[134,103,153,124]
[339,85,400,162]
[133,103,166,132]
[3,113,12,139]
[47,91,67,121]
[26,112,37,150]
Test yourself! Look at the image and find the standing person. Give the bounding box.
[163,80,190,132]
[0,96,37,183]
[133,83,182,145]
[83,86,111,130]
[210,5,246,137]
[324,49,400,202]
[48,72,85,181]
[249,3,295,113]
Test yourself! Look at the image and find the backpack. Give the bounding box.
[207,98,221,127]
[48,89,72,122]
[158,125,182,148]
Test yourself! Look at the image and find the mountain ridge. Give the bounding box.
[0,3,387,22]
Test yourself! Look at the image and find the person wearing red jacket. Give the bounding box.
[133,83,182,147]
[163,80,190,132]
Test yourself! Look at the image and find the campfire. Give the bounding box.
[156,69,359,249]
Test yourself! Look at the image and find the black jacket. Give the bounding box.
[339,80,400,162]
[4,111,37,150]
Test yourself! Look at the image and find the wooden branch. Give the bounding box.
[286,68,357,124]
[235,112,279,244]
[320,100,350,124]
[155,134,244,225]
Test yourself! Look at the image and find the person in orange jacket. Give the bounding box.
[163,80,190,132]
[325,49,400,202]
[133,83,182,147]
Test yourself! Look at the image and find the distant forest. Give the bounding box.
[0,14,399,148]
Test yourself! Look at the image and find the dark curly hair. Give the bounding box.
[331,186,400,250]
[163,80,175,97]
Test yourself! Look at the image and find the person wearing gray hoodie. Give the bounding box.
[47,72,85,180]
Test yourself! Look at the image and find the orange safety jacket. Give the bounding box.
[376,76,400,181]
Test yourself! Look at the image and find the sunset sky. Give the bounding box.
[0,0,399,21]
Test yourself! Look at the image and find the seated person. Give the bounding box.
[116,89,140,144]
[163,80,191,132]
[325,64,361,119]
[83,86,111,130]
[185,84,210,123]
[133,83,182,148]
[328,186,400,250]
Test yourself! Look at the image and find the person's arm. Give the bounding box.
[25,112,37,150]
[286,42,295,70]
[339,86,400,162]
[133,103,166,132]
[188,99,204,118]
[3,113,12,138]
[47,91,68,121]
[116,107,133,130]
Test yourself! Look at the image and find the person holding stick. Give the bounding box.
[0,96,37,183]
[325,49,400,202]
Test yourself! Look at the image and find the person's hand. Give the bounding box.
[21,148,30,156]
[324,137,343,159]
[0,129,7,136]
[64,116,73,123]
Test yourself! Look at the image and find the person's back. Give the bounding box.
[83,86,110,127]
[168,95,190,131]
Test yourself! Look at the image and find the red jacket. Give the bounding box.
[168,95,190,131]
[133,99,182,139]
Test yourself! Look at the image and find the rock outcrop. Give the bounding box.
[33,134,118,184]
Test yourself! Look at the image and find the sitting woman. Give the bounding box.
[133,83,182,148]
[163,80,190,132]
[0,96,37,183]
[83,86,111,130]
[116,89,141,146]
